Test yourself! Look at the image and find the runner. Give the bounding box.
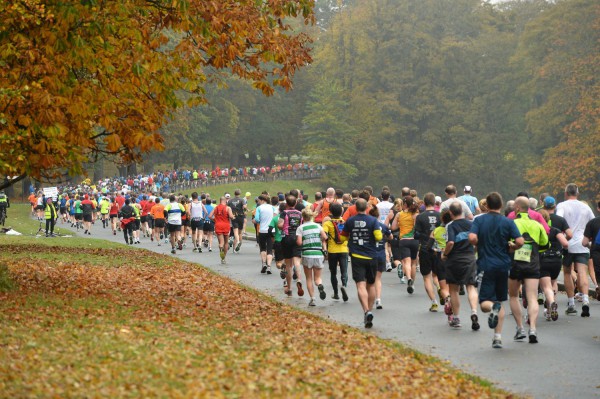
[556,183,595,317]
[73,195,83,230]
[391,195,420,294]
[414,193,442,312]
[209,196,234,264]
[376,189,394,271]
[99,195,110,229]
[118,198,136,245]
[109,197,120,235]
[150,198,165,246]
[278,195,304,297]
[164,195,186,255]
[469,192,523,348]
[203,197,215,252]
[341,199,382,328]
[441,202,479,330]
[582,200,600,303]
[254,195,275,274]
[228,189,248,253]
[459,186,480,215]
[296,208,328,306]
[189,192,207,252]
[509,196,548,343]
[538,209,568,321]
[440,185,474,221]
[323,203,349,302]
[369,206,393,309]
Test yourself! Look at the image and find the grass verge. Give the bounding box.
[0,239,516,398]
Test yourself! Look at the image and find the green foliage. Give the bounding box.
[0,263,14,293]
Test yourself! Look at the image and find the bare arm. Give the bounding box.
[468,232,478,246]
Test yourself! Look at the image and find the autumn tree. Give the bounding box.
[0,0,314,190]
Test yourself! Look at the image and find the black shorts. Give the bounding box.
[36,205,45,211]
[479,269,509,303]
[351,256,377,284]
[140,215,148,223]
[181,218,190,227]
[232,215,245,229]
[154,219,165,228]
[281,235,301,259]
[376,256,386,273]
[445,252,477,285]
[540,257,562,280]
[258,233,273,254]
[203,220,214,233]
[75,214,83,221]
[60,207,67,215]
[110,214,118,219]
[562,252,590,267]
[83,214,92,223]
[167,223,181,233]
[273,241,283,262]
[419,249,435,275]
[132,219,140,231]
[398,239,419,260]
[433,252,446,281]
[190,219,204,231]
[510,262,540,280]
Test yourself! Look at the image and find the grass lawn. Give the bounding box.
[0,222,513,398]
[177,179,323,201]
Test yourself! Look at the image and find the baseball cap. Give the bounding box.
[278,193,285,201]
[544,196,556,208]
[245,192,251,197]
[435,195,442,204]
[463,186,472,193]
[225,193,230,198]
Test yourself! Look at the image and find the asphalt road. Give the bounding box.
[77,223,600,399]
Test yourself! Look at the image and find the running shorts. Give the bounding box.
[351,256,377,284]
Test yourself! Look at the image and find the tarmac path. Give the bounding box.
[78,223,599,398]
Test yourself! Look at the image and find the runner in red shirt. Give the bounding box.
[209,196,234,264]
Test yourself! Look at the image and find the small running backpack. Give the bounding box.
[330,219,344,245]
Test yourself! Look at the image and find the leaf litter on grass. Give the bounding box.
[0,244,519,398]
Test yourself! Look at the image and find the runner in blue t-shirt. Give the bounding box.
[469,192,523,349]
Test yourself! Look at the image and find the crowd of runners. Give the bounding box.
[28,180,600,349]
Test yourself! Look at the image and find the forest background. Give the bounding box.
[151,0,599,198]
[2,0,598,199]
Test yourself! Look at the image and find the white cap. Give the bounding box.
[435,196,442,204]
[225,193,231,198]
[464,185,472,193]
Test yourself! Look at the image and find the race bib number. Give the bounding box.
[514,244,532,262]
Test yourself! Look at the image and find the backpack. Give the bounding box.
[329,219,344,245]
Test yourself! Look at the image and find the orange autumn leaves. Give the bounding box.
[0,243,516,398]
[0,0,314,184]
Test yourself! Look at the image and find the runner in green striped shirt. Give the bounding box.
[296,208,328,307]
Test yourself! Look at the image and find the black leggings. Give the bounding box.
[123,223,133,243]
[45,219,55,235]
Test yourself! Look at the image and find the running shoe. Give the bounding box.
[150,236,153,242]
[550,302,558,321]
[261,264,267,274]
[235,242,242,253]
[171,248,176,254]
[385,262,392,272]
[397,268,404,280]
[537,292,545,305]
[296,281,304,297]
[444,297,452,316]
[340,286,348,302]
[209,248,213,252]
[488,301,501,329]
[575,292,583,302]
[292,269,298,281]
[219,248,225,260]
[400,276,407,284]
[221,259,226,265]
[308,298,316,307]
[528,330,538,344]
[438,287,444,305]
[471,314,480,331]
[581,302,590,317]
[280,268,287,280]
[514,327,526,341]
[318,284,326,300]
[543,308,552,321]
[429,303,438,312]
[266,266,272,275]
[286,289,292,297]
[160,233,164,240]
[565,305,577,315]
[193,247,198,252]
[130,237,133,245]
[448,316,461,328]
[407,278,414,294]
[375,299,383,310]
[492,338,503,349]
[333,293,340,300]
[198,247,202,253]
[364,311,374,328]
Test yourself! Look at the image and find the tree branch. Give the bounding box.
[0,173,27,191]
